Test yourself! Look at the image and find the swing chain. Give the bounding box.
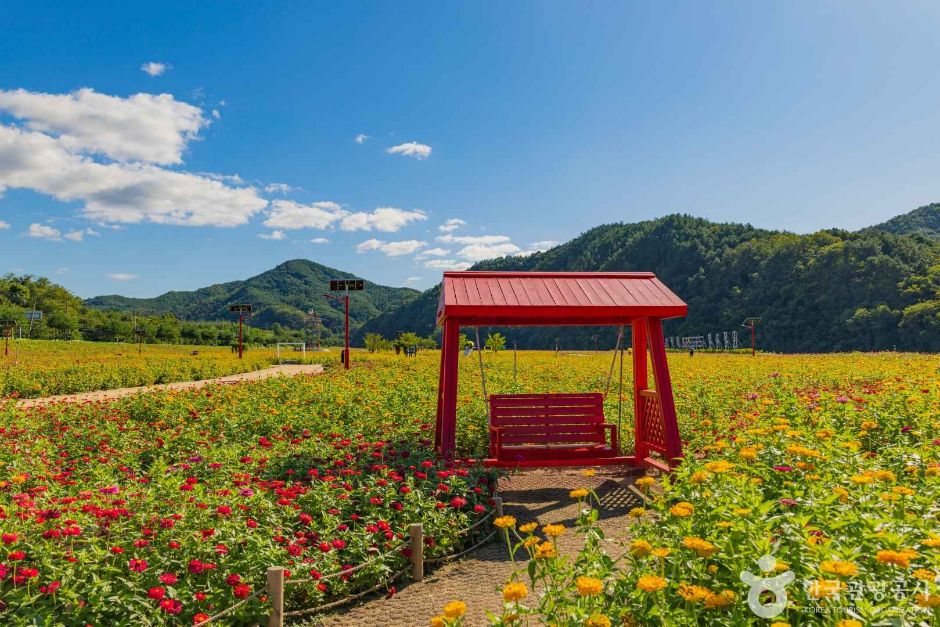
[604,324,625,399]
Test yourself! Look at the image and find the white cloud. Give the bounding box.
[309,237,330,244]
[211,109,221,120]
[26,223,61,240]
[404,276,422,284]
[55,267,68,274]
[64,227,99,242]
[438,218,465,233]
[264,200,345,230]
[0,124,268,227]
[355,134,369,144]
[264,182,299,194]
[140,61,170,77]
[423,258,472,271]
[356,238,426,256]
[529,240,559,250]
[456,242,521,261]
[0,220,9,230]
[415,247,450,258]
[340,207,426,232]
[386,141,432,160]
[438,233,512,245]
[258,230,286,240]
[0,88,207,164]
[107,272,138,281]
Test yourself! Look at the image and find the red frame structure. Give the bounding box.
[435,271,687,471]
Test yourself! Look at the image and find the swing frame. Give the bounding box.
[435,271,687,471]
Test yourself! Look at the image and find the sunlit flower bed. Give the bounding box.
[0,356,496,624]
[1,348,937,625]
[0,340,289,398]
[481,353,940,626]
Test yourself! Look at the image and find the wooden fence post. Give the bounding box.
[267,566,285,627]
[409,523,424,582]
[494,496,504,517]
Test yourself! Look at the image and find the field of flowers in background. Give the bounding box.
[0,348,936,624]
[0,340,317,398]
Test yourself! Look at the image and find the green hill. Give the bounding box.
[868,203,940,240]
[86,259,419,336]
[359,213,940,352]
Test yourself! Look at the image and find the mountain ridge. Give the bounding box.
[360,208,940,352]
[85,259,419,335]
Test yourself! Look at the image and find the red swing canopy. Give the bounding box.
[435,271,687,470]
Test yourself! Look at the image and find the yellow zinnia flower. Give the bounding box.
[542,523,565,538]
[682,536,718,557]
[629,539,652,557]
[518,522,537,534]
[819,560,858,577]
[502,581,527,603]
[569,488,589,499]
[575,576,604,596]
[535,541,557,559]
[636,575,667,593]
[585,615,611,627]
[704,589,735,609]
[442,601,466,619]
[494,515,516,529]
[670,502,694,517]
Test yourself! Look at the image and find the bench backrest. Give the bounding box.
[490,393,606,446]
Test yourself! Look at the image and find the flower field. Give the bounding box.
[0,348,936,625]
[0,340,309,398]
[483,351,940,626]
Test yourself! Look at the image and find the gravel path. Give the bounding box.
[15,364,324,408]
[312,467,645,627]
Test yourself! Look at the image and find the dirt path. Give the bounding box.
[313,468,644,627]
[15,364,324,408]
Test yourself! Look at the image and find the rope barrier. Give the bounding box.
[425,528,498,565]
[459,508,495,535]
[198,588,263,624]
[284,540,405,586]
[282,566,410,618]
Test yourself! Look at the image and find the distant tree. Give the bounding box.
[364,332,391,353]
[485,332,507,352]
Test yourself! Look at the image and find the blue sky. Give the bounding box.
[2,2,940,298]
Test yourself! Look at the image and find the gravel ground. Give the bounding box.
[308,467,646,627]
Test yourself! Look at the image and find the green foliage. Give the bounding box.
[363,332,392,352]
[485,332,507,352]
[362,212,940,352]
[869,202,940,239]
[85,259,419,341]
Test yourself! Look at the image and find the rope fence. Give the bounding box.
[199,496,503,627]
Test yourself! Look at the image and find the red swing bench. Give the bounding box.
[434,271,687,471]
[488,393,619,463]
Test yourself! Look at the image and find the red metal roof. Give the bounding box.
[437,271,687,326]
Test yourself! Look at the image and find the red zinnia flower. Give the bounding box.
[159,598,183,614]
[128,559,148,572]
[148,586,165,600]
[159,573,178,585]
[233,583,251,599]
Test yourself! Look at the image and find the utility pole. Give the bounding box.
[229,304,253,359]
[326,278,364,370]
[741,317,761,356]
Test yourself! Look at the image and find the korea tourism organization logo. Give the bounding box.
[740,555,795,618]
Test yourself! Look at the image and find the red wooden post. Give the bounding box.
[646,318,683,466]
[439,320,460,458]
[632,318,648,461]
[344,293,350,370]
[238,314,244,359]
[435,342,446,450]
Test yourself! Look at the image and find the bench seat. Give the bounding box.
[489,392,619,463]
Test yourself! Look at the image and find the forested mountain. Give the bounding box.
[869,203,940,239]
[86,259,419,335]
[359,213,940,352]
